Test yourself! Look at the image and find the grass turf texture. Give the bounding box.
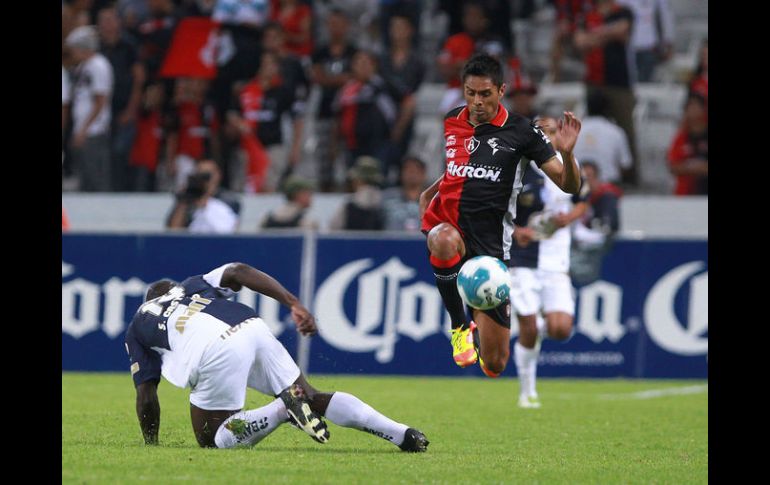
[62,373,707,484]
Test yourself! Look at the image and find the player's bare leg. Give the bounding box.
[514,311,573,408]
[291,374,429,452]
[473,310,511,377]
[426,223,477,367]
[190,406,239,447]
[545,312,573,341]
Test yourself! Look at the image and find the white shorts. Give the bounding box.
[188,317,300,411]
[509,267,575,317]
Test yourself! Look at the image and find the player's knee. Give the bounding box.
[546,314,573,341]
[517,316,537,338]
[481,350,509,376]
[428,223,463,259]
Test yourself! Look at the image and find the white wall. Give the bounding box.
[63,193,707,239]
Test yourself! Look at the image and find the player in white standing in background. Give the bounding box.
[509,117,589,408]
[126,262,428,451]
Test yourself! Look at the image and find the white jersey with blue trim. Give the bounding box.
[529,153,582,273]
[126,264,255,389]
[509,152,587,273]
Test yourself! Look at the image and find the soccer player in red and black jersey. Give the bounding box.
[419,54,582,377]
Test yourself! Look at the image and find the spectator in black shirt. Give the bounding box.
[228,52,299,193]
[309,8,356,192]
[378,12,424,186]
[262,22,310,173]
[329,156,386,231]
[574,0,638,185]
[260,176,318,230]
[98,5,147,191]
[333,50,400,179]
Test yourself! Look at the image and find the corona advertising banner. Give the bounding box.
[63,234,707,378]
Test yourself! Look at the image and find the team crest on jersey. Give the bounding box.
[464,136,480,154]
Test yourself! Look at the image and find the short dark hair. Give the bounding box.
[461,54,504,88]
[145,279,177,301]
[390,8,415,28]
[581,160,600,176]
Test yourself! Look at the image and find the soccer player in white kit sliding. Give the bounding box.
[509,117,589,408]
[125,262,428,451]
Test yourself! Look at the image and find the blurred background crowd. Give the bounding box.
[62,0,707,233]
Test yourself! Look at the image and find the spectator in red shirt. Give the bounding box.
[129,82,166,191]
[165,78,218,192]
[667,92,708,196]
[437,2,506,113]
[270,0,313,59]
[228,51,299,193]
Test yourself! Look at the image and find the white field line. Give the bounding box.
[550,384,708,401]
[597,384,708,400]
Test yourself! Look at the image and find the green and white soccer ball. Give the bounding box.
[456,256,511,310]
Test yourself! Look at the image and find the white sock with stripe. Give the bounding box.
[515,341,539,399]
[214,398,287,448]
[324,392,409,447]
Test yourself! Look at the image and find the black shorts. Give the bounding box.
[470,296,511,329]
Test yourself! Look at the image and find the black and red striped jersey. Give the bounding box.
[422,104,557,261]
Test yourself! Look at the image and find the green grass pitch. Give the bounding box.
[62,373,707,484]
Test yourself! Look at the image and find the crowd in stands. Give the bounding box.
[62,0,707,234]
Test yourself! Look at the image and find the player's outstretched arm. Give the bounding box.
[221,263,317,336]
[136,380,160,445]
[540,112,582,194]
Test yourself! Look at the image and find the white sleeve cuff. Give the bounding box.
[202,263,234,289]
